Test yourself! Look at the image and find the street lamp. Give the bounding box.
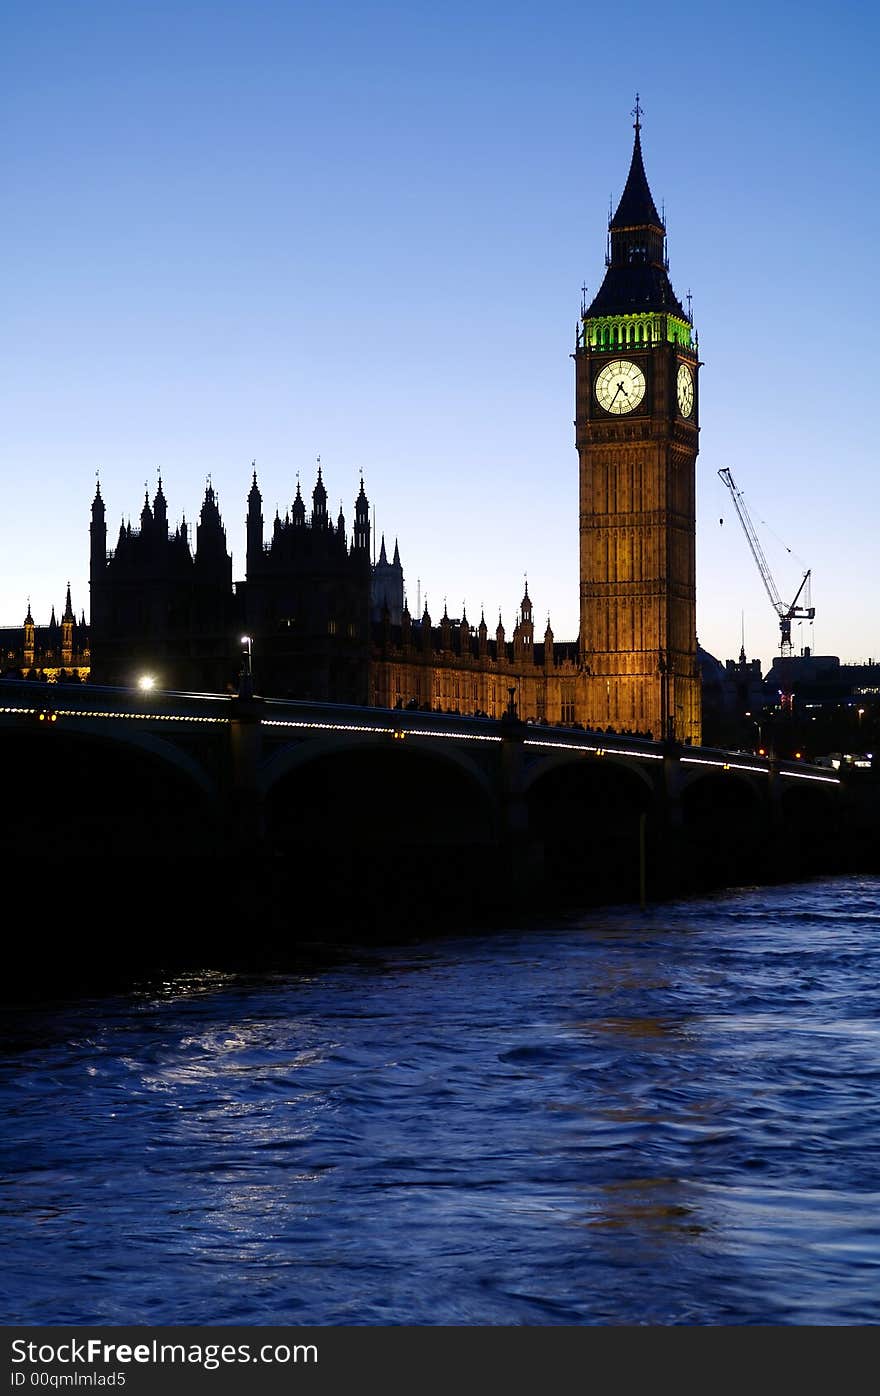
[744,710,763,755]
[138,675,156,691]
[239,635,253,697]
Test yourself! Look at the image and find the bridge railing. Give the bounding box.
[0,677,841,784]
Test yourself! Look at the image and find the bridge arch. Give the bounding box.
[525,752,658,901]
[777,777,841,873]
[0,722,220,857]
[260,730,497,808]
[679,763,764,805]
[262,736,500,929]
[679,766,767,888]
[522,748,659,800]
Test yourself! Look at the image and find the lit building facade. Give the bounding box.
[0,588,90,681]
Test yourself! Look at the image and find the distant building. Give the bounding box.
[0,587,90,681]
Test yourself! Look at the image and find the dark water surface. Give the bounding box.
[2,876,879,1325]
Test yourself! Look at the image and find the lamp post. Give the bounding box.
[239,635,253,698]
[744,710,763,756]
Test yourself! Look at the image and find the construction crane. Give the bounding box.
[718,468,815,657]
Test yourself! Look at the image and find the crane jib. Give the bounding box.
[718,467,815,656]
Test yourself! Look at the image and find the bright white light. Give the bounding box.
[138,675,156,691]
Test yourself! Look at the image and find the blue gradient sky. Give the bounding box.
[2,1,877,668]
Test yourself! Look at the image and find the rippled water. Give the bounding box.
[2,876,879,1325]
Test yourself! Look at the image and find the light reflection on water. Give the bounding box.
[1,875,879,1325]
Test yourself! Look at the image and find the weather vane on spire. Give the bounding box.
[631,93,643,132]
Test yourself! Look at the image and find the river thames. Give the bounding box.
[2,875,878,1325]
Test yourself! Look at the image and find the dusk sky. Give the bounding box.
[2,0,877,669]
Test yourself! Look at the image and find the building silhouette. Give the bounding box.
[89,477,236,691]
[237,466,373,703]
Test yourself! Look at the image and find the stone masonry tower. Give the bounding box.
[575,101,701,743]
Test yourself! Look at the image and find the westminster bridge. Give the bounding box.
[2,675,865,937]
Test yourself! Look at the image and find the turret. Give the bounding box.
[440,604,452,654]
[519,582,534,650]
[354,477,370,553]
[459,608,470,656]
[312,464,328,529]
[246,466,264,572]
[337,504,346,548]
[478,609,488,658]
[153,476,168,540]
[61,584,75,666]
[47,605,59,660]
[496,613,505,658]
[544,617,554,670]
[292,480,305,527]
[90,480,106,576]
[195,481,232,586]
[23,600,35,668]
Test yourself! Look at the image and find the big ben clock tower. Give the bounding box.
[575,100,701,744]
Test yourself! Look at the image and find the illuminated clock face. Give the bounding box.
[594,359,646,415]
[677,363,694,418]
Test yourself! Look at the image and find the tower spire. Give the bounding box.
[583,102,686,321]
[609,104,662,232]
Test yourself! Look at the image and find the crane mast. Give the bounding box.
[718,468,815,658]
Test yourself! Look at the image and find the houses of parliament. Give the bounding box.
[2,111,701,744]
